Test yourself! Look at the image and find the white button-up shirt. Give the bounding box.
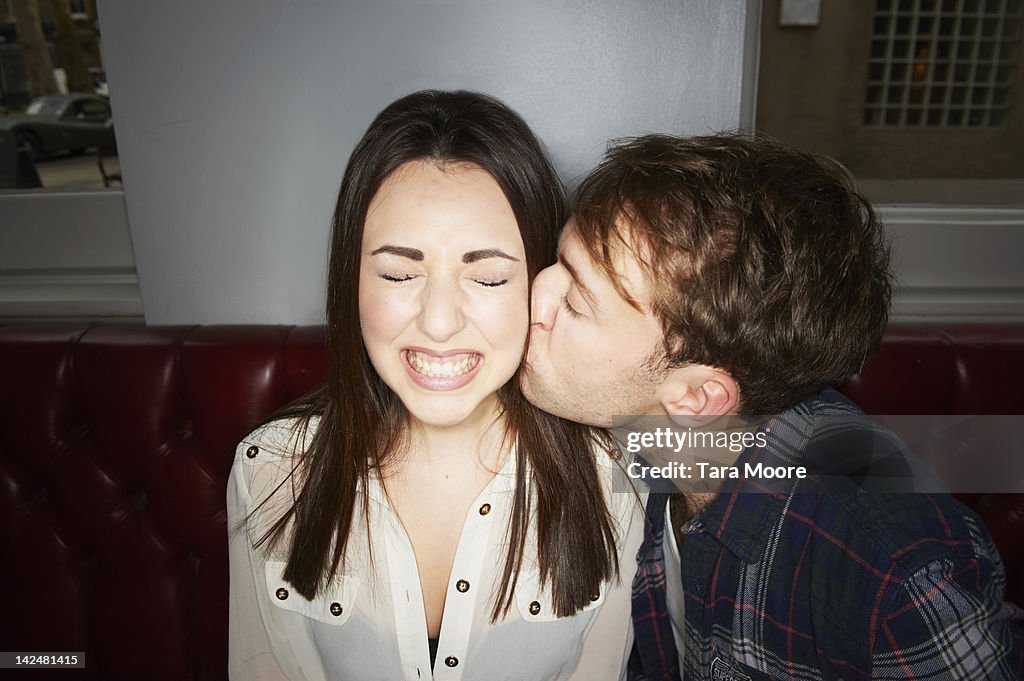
[228,418,646,681]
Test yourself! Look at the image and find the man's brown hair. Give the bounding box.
[573,132,893,415]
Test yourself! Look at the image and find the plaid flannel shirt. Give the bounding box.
[630,390,1024,680]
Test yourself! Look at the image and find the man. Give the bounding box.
[522,133,1024,680]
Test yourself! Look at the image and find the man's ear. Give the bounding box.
[656,365,739,421]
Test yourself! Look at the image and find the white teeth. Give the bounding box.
[406,350,479,378]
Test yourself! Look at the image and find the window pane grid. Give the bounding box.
[865,0,1021,126]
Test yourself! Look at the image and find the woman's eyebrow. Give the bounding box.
[370,245,424,261]
[462,249,520,264]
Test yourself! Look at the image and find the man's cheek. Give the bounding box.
[559,331,599,371]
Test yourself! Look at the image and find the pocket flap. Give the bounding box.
[514,562,605,622]
[264,560,360,626]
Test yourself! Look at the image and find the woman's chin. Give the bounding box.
[402,393,501,431]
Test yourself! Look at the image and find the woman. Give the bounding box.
[227,90,644,680]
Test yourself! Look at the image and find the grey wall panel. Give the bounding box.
[97,0,750,324]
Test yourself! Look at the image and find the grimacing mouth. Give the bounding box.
[404,349,482,378]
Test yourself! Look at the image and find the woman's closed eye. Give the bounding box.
[379,273,416,283]
[467,263,516,288]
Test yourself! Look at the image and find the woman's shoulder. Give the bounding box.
[585,432,623,470]
[235,415,321,462]
[581,435,646,524]
[230,415,321,505]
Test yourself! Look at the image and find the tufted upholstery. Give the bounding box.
[0,323,1022,680]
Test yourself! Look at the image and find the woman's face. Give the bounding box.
[359,160,529,429]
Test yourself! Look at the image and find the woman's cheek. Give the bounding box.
[359,284,415,342]
[475,281,530,351]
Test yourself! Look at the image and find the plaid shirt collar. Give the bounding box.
[630,397,824,681]
[677,398,822,563]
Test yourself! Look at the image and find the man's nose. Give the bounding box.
[418,281,464,342]
[530,265,561,332]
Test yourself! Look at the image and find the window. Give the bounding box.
[865,0,1022,127]
[1,0,114,190]
[69,0,88,19]
[758,0,1024,199]
[758,0,1024,322]
[74,98,109,120]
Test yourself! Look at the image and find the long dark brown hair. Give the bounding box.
[253,90,619,619]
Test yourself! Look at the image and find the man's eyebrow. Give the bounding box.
[462,249,520,264]
[559,251,599,308]
[370,245,424,261]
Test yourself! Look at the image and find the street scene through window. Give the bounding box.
[1,0,117,190]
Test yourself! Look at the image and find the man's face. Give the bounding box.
[521,219,668,427]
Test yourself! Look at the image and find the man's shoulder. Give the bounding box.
[672,391,1022,679]
[763,389,905,484]
[782,391,991,574]
[697,389,977,569]
[797,488,991,576]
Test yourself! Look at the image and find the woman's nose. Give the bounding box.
[418,281,465,342]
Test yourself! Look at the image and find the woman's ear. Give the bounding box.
[656,365,739,423]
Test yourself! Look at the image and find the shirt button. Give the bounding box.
[590,591,600,601]
[456,579,470,593]
[246,445,259,459]
[444,656,459,668]
[330,602,343,616]
[275,588,289,600]
[478,503,491,515]
[528,601,541,615]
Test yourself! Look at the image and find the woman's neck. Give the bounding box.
[401,396,510,473]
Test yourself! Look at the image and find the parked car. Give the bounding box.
[0,93,115,160]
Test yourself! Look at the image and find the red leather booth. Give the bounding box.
[1,324,1022,680]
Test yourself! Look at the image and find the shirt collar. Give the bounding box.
[685,399,823,563]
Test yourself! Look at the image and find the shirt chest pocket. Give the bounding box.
[513,562,606,623]
[264,559,360,626]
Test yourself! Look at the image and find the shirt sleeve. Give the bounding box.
[568,473,648,681]
[228,439,317,681]
[870,554,1024,680]
[568,572,636,681]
